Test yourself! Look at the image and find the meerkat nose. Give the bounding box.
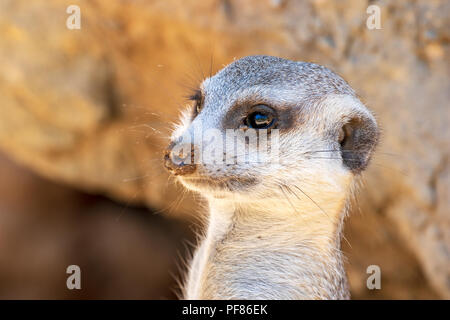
[163,142,197,176]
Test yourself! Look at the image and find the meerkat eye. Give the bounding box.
[246,113,273,128]
[244,105,276,129]
[189,89,203,117]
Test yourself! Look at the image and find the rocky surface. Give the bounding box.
[0,0,448,298]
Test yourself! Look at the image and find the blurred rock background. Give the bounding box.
[0,0,448,299]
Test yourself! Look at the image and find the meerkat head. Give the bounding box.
[164,56,379,207]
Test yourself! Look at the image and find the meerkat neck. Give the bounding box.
[185,197,350,300]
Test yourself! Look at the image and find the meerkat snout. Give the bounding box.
[164,141,197,176]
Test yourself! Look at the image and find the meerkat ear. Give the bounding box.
[338,112,379,173]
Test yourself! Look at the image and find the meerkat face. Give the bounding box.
[164,56,379,202]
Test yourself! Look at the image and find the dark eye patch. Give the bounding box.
[221,98,298,131]
[188,89,202,103]
[187,89,203,118]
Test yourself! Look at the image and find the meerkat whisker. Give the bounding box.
[278,185,301,215]
[306,149,398,156]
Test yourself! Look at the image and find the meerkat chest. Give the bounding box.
[185,210,349,300]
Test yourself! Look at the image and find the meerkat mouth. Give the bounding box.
[179,175,258,192]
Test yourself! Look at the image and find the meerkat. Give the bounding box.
[164,55,379,299]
